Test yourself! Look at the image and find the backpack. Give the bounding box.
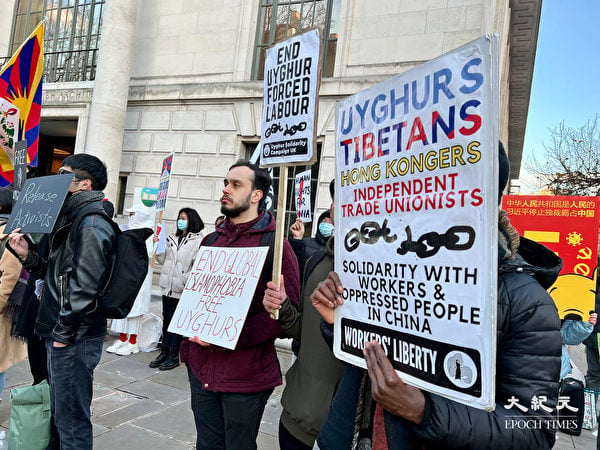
[70,204,153,319]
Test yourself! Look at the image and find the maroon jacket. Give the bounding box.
[181,211,300,392]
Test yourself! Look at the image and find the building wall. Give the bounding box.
[1,0,522,232]
[0,0,16,57]
[122,0,513,232]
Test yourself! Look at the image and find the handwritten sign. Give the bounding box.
[13,140,27,194]
[503,195,600,319]
[260,28,322,167]
[167,246,269,349]
[5,174,73,233]
[333,36,499,410]
[155,152,173,211]
[294,169,312,222]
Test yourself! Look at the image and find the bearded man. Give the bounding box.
[180,159,300,450]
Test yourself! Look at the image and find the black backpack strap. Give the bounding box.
[259,231,276,283]
[204,231,220,246]
[68,203,118,245]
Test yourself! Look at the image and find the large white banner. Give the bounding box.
[260,28,321,167]
[168,246,269,350]
[333,35,499,410]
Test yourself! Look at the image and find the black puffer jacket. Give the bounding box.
[412,237,562,449]
[289,210,331,273]
[23,192,116,344]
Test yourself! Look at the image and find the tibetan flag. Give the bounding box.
[0,21,44,186]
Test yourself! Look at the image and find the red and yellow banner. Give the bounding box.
[503,195,600,319]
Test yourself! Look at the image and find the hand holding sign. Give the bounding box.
[364,341,426,425]
[310,271,344,325]
[263,275,287,313]
[7,227,29,261]
[289,218,304,239]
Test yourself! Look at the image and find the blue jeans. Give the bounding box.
[188,367,273,450]
[46,336,103,450]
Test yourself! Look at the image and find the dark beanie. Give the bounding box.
[0,188,14,213]
[498,141,509,205]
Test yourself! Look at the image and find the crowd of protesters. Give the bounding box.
[0,150,596,450]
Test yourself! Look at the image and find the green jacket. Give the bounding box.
[278,238,345,446]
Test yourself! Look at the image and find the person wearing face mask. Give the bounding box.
[289,209,333,274]
[151,207,204,370]
[106,202,156,356]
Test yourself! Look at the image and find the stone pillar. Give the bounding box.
[84,0,139,203]
[0,1,16,58]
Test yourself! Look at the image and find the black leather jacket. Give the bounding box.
[24,196,116,344]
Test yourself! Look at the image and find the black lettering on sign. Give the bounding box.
[5,174,74,234]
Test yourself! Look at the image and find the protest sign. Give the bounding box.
[5,174,73,233]
[259,28,323,319]
[260,27,321,167]
[168,246,269,349]
[503,195,600,319]
[155,152,173,211]
[333,35,499,410]
[294,169,312,222]
[13,140,27,194]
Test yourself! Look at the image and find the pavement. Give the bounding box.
[0,297,596,449]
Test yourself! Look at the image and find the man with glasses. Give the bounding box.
[8,154,116,450]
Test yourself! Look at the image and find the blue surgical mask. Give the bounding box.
[177,219,188,231]
[319,222,334,237]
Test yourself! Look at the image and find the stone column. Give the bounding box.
[0,0,16,58]
[84,0,139,203]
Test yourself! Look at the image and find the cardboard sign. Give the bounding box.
[503,195,600,319]
[167,246,269,349]
[333,36,499,410]
[13,140,27,193]
[260,28,322,167]
[294,169,312,222]
[155,152,173,211]
[5,174,73,233]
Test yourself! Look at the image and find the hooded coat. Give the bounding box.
[0,223,26,372]
[156,228,203,300]
[289,209,331,274]
[317,214,562,450]
[122,203,156,318]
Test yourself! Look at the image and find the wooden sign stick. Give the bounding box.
[151,209,164,267]
[270,165,288,320]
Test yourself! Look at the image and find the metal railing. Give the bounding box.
[1,48,99,83]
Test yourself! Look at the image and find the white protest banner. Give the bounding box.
[294,169,312,222]
[333,35,499,410]
[168,246,269,350]
[155,152,173,211]
[260,27,321,167]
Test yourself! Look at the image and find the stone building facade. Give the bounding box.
[0,0,541,234]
